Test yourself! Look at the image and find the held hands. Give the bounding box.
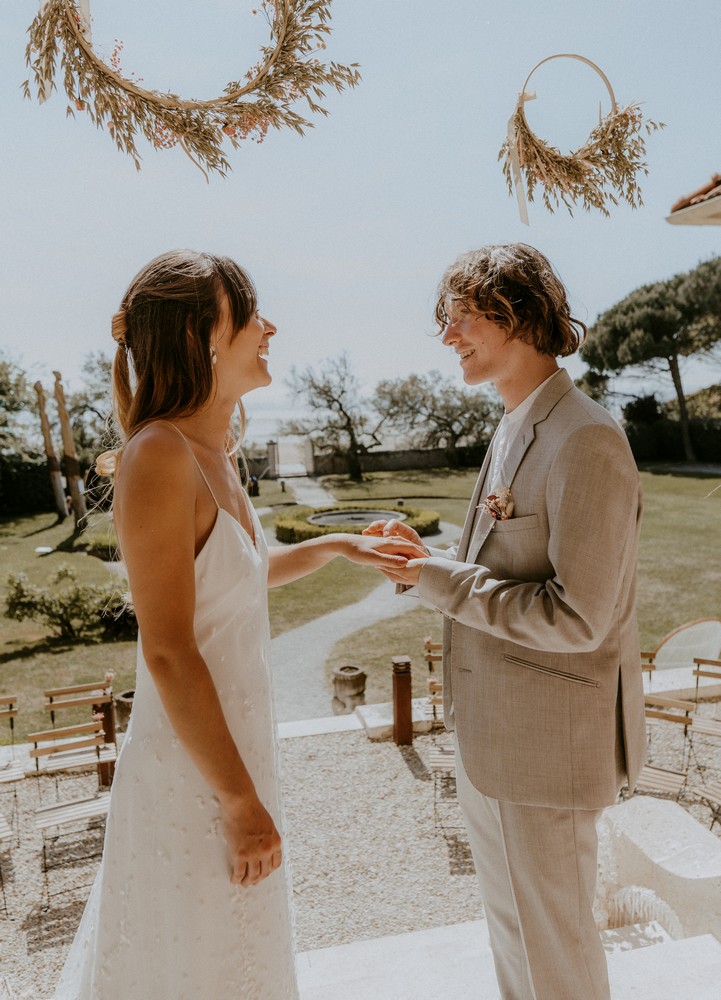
[336,528,428,571]
[361,519,429,587]
[219,790,283,888]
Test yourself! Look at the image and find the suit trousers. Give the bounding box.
[455,745,610,1000]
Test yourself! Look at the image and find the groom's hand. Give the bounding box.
[219,790,283,888]
[380,557,426,587]
[363,518,430,556]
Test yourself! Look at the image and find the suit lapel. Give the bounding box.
[465,369,574,563]
[456,434,496,561]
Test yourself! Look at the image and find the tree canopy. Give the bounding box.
[282,354,382,480]
[373,371,501,452]
[581,257,721,461]
[68,351,113,462]
[0,350,33,450]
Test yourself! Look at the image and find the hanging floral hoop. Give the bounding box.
[498,54,664,224]
[23,0,360,178]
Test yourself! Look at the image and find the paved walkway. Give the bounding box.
[270,517,461,722]
[262,478,460,720]
[283,476,337,507]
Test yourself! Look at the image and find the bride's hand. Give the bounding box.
[218,791,283,887]
[336,533,428,568]
[363,518,429,555]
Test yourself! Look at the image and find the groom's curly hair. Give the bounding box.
[434,244,586,357]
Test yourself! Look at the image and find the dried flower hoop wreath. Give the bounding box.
[24,0,360,179]
[499,54,663,224]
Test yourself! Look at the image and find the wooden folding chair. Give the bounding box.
[633,765,687,800]
[44,679,117,787]
[0,696,22,846]
[44,680,114,726]
[686,711,721,778]
[0,813,12,918]
[690,780,721,830]
[639,650,655,690]
[423,637,444,728]
[640,694,694,793]
[0,696,22,784]
[28,720,117,791]
[693,657,721,707]
[29,720,114,904]
[35,791,111,904]
[428,743,456,772]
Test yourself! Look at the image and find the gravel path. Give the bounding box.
[0,731,482,999]
[1,713,720,999]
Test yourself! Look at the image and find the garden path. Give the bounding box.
[269,518,461,722]
[283,475,336,507]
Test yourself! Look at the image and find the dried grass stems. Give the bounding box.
[24,0,360,176]
[500,101,664,216]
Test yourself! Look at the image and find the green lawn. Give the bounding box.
[2,468,719,742]
[252,477,296,509]
[0,498,379,742]
[0,513,136,741]
[321,469,476,527]
[325,469,721,704]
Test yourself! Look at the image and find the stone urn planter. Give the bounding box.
[332,665,367,714]
[114,689,135,732]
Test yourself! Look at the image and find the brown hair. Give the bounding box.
[434,244,586,357]
[111,249,257,440]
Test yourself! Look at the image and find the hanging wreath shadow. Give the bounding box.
[498,54,664,221]
[24,0,360,178]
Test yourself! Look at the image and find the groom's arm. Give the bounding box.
[412,424,641,654]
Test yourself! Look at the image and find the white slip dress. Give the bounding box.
[53,441,299,999]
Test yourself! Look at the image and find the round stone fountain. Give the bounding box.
[307,508,408,527]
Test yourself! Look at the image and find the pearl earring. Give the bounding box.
[211,345,217,366]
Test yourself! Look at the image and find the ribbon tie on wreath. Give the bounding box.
[506,90,536,226]
[498,53,665,224]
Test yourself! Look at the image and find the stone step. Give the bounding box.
[297,919,721,1000]
[355,699,434,740]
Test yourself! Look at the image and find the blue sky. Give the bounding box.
[2,0,720,439]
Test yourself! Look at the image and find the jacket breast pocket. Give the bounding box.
[491,513,540,533]
[472,512,551,579]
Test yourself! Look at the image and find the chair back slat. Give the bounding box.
[30,735,106,760]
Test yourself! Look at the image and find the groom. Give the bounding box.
[373,244,646,999]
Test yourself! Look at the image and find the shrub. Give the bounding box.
[5,564,137,641]
[622,394,662,425]
[625,417,721,463]
[274,505,440,544]
[0,454,56,515]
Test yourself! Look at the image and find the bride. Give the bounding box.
[54,250,424,999]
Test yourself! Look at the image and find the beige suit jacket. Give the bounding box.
[417,370,646,810]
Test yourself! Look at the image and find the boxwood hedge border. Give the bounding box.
[273,504,440,544]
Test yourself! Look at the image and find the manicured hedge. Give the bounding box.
[624,417,721,462]
[0,454,56,515]
[274,505,440,544]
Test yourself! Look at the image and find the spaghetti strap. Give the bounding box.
[163,422,221,510]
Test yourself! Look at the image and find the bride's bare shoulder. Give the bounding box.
[117,422,195,496]
[123,421,188,462]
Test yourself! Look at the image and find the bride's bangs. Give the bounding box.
[214,256,257,336]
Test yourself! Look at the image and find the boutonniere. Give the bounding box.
[478,487,515,521]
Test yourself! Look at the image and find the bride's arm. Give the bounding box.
[114,426,280,887]
[266,533,427,588]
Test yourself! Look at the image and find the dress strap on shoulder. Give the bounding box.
[162,421,221,510]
